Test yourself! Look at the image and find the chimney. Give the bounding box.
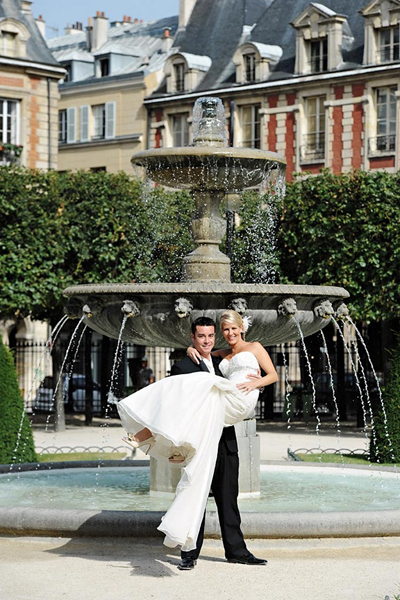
[179,0,196,30]
[92,11,108,51]
[86,16,93,50]
[162,28,173,53]
[35,14,46,38]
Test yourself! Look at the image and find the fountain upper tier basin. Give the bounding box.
[63,282,349,348]
[131,146,286,191]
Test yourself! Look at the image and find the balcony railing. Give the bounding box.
[0,143,23,164]
[300,134,325,161]
[368,134,396,155]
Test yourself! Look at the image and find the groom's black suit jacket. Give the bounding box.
[170,355,238,453]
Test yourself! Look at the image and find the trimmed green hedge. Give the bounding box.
[370,337,400,463]
[0,336,37,464]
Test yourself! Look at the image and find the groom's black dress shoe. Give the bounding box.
[178,557,197,570]
[227,553,267,565]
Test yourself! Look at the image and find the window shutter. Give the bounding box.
[66,107,76,143]
[80,105,90,142]
[105,102,116,139]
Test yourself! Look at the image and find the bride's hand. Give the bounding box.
[236,379,259,395]
[187,346,202,365]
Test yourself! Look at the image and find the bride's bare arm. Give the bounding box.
[236,343,278,394]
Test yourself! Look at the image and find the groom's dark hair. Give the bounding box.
[191,316,216,334]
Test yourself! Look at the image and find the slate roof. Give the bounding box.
[151,0,369,97]
[48,16,178,82]
[0,0,60,67]
[250,0,367,75]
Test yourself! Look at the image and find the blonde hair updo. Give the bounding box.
[220,309,245,339]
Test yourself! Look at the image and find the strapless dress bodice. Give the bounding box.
[219,351,259,384]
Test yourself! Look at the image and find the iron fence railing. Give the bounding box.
[9,322,383,422]
[368,134,396,155]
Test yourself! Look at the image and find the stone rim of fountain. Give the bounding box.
[1,461,400,539]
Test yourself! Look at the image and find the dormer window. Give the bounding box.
[361,0,400,65]
[174,62,185,92]
[99,57,110,77]
[245,53,256,82]
[0,18,30,59]
[165,53,212,94]
[1,31,17,57]
[291,4,347,74]
[233,43,282,84]
[380,25,400,62]
[310,38,328,72]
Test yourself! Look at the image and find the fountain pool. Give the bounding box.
[1,463,400,539]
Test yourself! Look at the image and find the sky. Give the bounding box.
[30,0,180,38]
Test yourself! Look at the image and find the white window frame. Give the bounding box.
[174,63,185,92]
[0,98,19,144]
[310,38,328,73]
[379,26,400,63]
[369,86,397,154]
[302,95,326,161]
[172,113,189,146]
[240,105,261,149]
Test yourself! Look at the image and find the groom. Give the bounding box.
[170,316,267,570]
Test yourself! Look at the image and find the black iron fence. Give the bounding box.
[10,321,384,424]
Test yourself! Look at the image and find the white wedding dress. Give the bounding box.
[117,351,259,551]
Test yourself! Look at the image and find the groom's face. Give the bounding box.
[191,325,215,359]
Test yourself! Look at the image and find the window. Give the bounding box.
[1,31,17,57]
[244,53,256,82]
[371,86,397,153]
[92,104,106,139]
[310,39,328,73]
[241,105,261,148]
[99,57,110,77]
[380,27,400,63]
[303,96,325,160]
[0,99,18,144]
[174,63,185,92]
[172,114,189,146]
[62,63,72,82]
[59,110,67,143]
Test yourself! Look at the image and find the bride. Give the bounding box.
[117,309,278,552]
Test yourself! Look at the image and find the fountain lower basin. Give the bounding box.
[1,462,399,539]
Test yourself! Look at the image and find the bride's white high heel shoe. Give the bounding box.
[122,433,155,454]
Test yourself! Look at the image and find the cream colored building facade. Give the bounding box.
[48,13,178,173]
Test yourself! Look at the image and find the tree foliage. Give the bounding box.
[0,336,37,464]
[279,170,400,321]
[0,167,194,324]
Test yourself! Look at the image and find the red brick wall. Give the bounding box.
[352,84,365,170]
[267,95,278,152]
[285,92,296,181]
[332,86,344,174]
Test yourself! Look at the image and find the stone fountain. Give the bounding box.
[64,97,349,496]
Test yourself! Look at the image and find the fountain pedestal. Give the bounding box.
[64,97,349,499]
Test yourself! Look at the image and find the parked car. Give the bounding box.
[33,374,102,414]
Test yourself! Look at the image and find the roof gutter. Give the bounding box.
[143,62,400,105]
[0,56,66,76]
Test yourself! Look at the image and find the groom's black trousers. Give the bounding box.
[181,430,248,560]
